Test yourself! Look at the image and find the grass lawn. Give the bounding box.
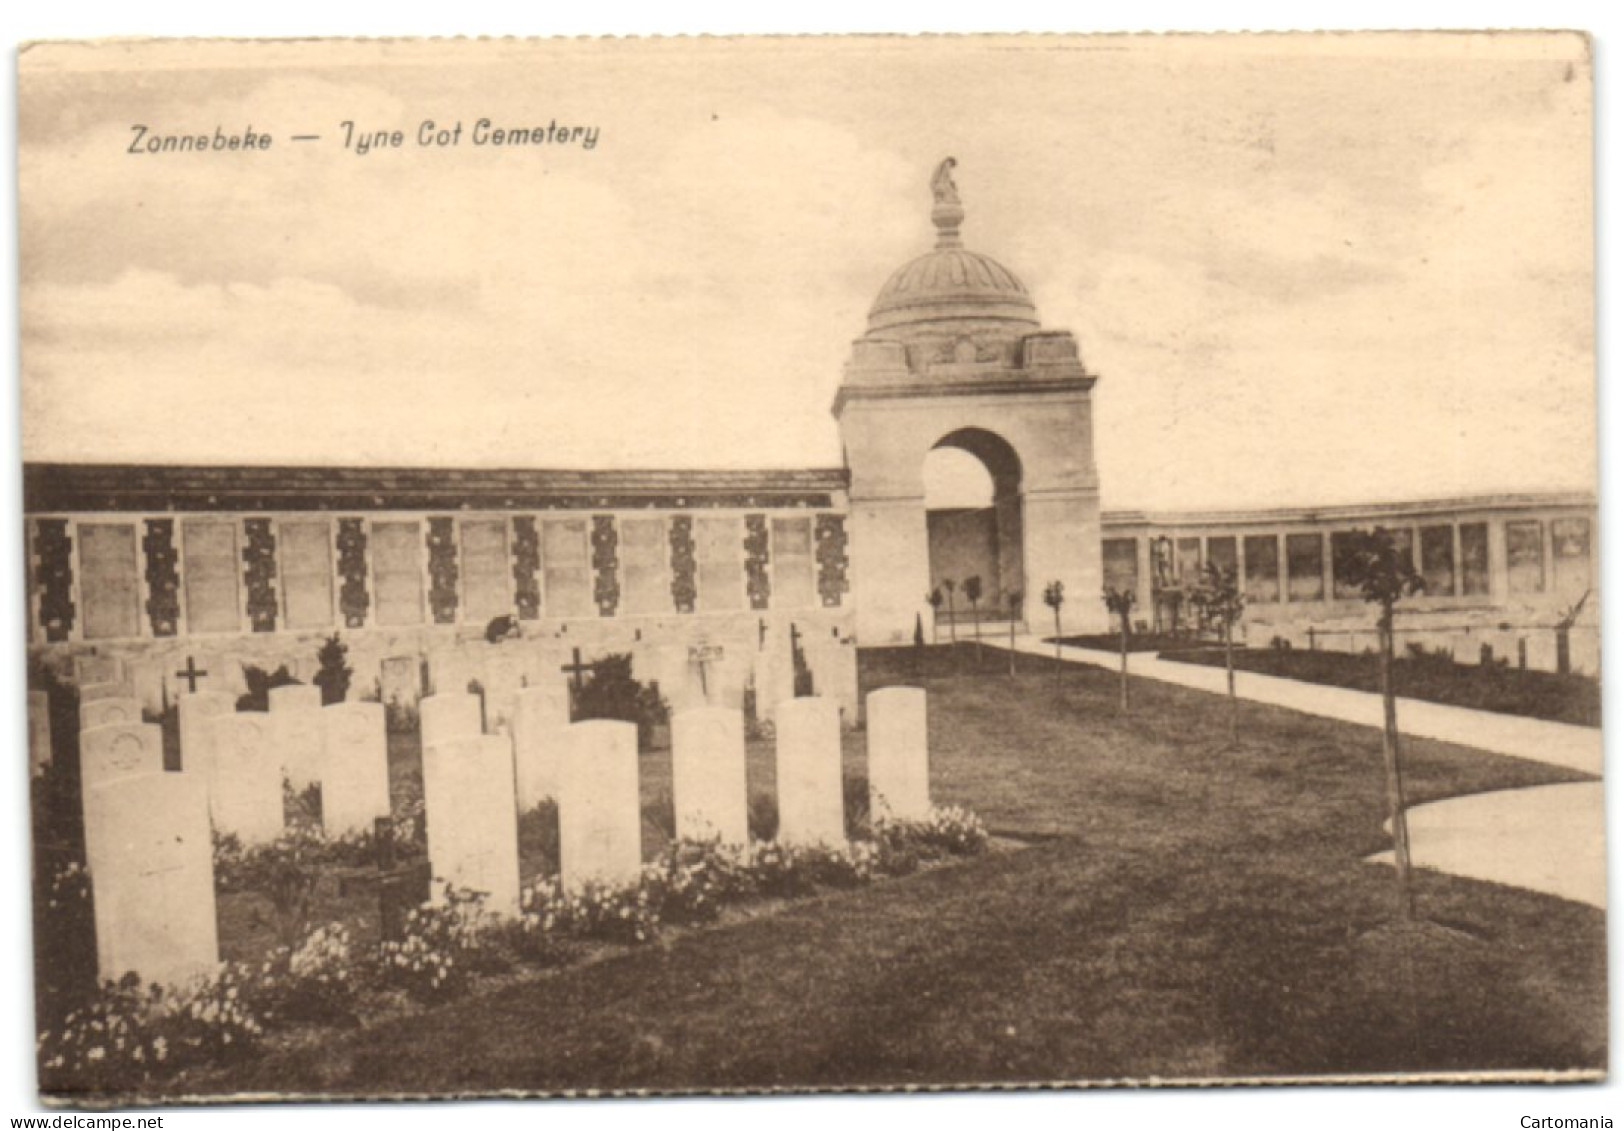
[1158,644,1601,728]
[172,644,1603,1096]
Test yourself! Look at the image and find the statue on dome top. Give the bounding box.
[930,157,960,206]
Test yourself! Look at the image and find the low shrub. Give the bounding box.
[247,922,362,1027]
[38,966,265,1093]
[523,875,661,945]
[747,792,779,842]
[374,889,502,1003]
[874,805,991,860]
[517,800,561,877]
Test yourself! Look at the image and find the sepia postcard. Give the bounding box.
[17,31,1604,1105]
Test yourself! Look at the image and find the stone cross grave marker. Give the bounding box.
[80,695,142,732]
[177,690,236,780]
[672,706,749,846]
[558,720,642,888]
[337,817,432,942]
[28,690,51,777]
[513,682,571,809]
[775,697,845,847]
[85,770,218,989]
[269,684,325,791]
[173,655,209,694]
[420,692,485,750]
[209,713,285,845]
[867,687,931,821]
[421,734,521,916]
[321,702,391,838]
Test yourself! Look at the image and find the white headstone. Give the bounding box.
[867,687,931,821]
[80,696,143,732]
[557,720,643,888]
[774,697,845,847]
[482,650,528,733]
[807,637,861,724]
[752,648,796,722]
[269,684,322,714]
[209,713,285,845]
[512,683,571,809]
[321,702,391,837]
[269,687,325,791]
[421,692,485,749]
[28,690,51,777]
[85,771,218,988]
[79,681,134,703]
[74,655,123,686]
[80,722,164,793]
[379,655,423,708]
[656,645,708,713]
[177,690,236,779]
[421,734,521,916]
[428,649,480,699]
[672,707,749,845]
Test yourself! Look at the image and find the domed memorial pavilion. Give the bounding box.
[835,157,1104,644]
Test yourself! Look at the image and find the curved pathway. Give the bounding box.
[1005,636,1606,906]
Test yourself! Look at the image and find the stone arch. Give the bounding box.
[925,427,1026,625]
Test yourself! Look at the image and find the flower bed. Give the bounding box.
[38,806,991,1094]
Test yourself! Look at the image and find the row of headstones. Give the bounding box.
[74,683,391,845]
[69,678,395,989]
[414,685,930,919]
[65,671,929,990]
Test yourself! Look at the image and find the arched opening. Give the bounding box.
[923,427,1024,628]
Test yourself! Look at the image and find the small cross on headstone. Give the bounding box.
[561,647,595,695]
[174,655,209,694]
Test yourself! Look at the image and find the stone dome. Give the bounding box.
[867,247,1038,334]
[865,157,1040,337]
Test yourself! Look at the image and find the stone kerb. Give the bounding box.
[866,687,931,821]
[557,720,643,888]
[513,684,571,810]
[421,734,521,916]
[775,697,846,847]
[80,696,143,732]
[420,693,485,750]
[671,707,749,846]
[208,712,286,845]
[86,770,218,989]
[321,702,391,838]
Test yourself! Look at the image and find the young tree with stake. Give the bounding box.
[927,587,944,645]
[1043,581,1065,686]
[1334,526,1426,921]
[1101,587,1136,713]
[964,575,984,666]
[1006,589,1023,677]
[1191,563,1245,747]
[942,579,959,646]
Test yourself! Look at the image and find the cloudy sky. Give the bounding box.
[18,33,1594,510]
